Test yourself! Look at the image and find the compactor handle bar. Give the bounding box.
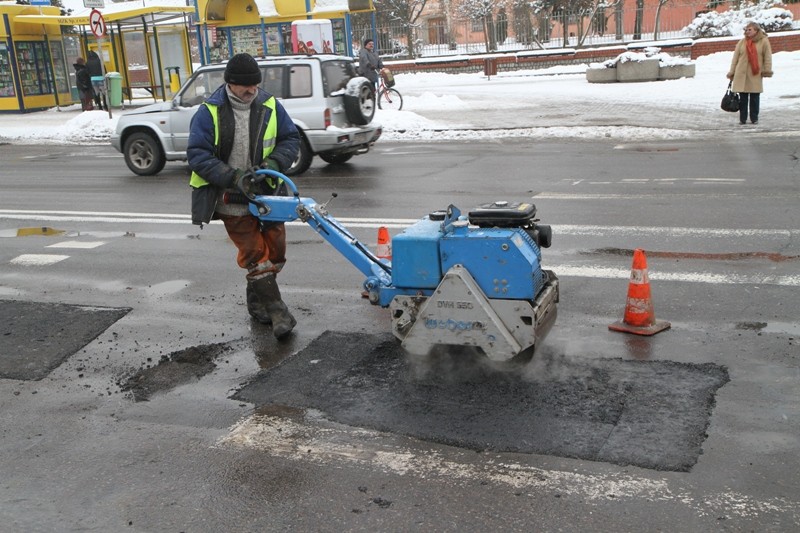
[245,169,392,292]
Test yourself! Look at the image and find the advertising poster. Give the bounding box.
[291,19,334,54]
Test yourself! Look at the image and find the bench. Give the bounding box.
[127,82,164,101]
[126,68,165,102]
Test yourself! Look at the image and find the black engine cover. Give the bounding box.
[468,201,537,228]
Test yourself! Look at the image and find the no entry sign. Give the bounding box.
[89,9,106,38]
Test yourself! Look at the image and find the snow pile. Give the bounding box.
[684,0,794,37]
[595,48,693,69]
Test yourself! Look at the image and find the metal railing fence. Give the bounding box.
[352,6,722,58]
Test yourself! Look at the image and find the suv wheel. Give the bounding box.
[123,132,166,176]
[285,136,312,176]
[319,153,354,165]
[344,79,375,126]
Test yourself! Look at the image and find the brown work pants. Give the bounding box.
[220,215,286,280]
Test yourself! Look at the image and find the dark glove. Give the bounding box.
[260,158,281,172]
[233,167,258,196]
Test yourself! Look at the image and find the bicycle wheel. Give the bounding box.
[378,88,403,111]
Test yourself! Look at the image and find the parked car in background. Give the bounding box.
[110,55,381,176]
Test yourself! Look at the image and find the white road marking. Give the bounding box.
[3,210,797,286]
[549,264,800,287]
[1,210,797,238]
[46,240,106,249]
[10,254,69,266]
[219,413,799,519]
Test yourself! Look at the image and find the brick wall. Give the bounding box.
[691,31,800,58]
[386,31,800,75]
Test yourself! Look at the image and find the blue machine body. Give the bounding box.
[245,171,557,359]
[247,171,547,308]
[392,216,544,301]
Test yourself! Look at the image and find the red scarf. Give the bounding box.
[745,37,760,75]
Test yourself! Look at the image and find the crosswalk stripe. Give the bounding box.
[46,241,106,249]
[10,254,69,266]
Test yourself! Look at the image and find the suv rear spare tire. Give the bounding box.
[344,78,375,126]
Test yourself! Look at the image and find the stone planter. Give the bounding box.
[616,58,660,82]
[658,63,696,80]
[586,67,618,83]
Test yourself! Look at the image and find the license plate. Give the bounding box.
[354,132,368,143]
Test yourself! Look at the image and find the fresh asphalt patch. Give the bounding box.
[0,300,129,381]
[120,342,233,401]
[234,331,730,472]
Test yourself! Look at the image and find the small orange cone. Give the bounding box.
[376,226,391,261]
[608,249,671,336]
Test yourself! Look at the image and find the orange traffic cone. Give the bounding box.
[376,226,391,261]
[608,249,671,336]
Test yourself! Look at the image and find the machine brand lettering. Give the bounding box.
[424,318,484,331]
[436,300,473,309]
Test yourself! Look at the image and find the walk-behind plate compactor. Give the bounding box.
[241,171,559,361]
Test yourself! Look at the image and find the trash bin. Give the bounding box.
[106,72,122,107]
[166,66,181,94]
[484,58,497,78]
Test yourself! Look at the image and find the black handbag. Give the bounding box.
[721,81,740,112]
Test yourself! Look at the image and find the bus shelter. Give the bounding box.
[9,0,193,111]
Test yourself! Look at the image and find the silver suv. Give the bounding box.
[111,55,381,176]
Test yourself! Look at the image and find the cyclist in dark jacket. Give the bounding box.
[187,53,301,338]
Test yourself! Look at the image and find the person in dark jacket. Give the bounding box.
[73,57,94,111]
[358,38,383,87]
[727,22,773,125]
[86,50,106,110]
[187,53,301,338]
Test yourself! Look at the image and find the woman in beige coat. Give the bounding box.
[727,22,773,125]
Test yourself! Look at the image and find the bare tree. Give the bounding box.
[577,0,620,46]
[372,0,430,58]
[532,0,595,47]
[457,0,501,52]
[653,0,671,40]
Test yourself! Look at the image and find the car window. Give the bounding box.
[260,66,284,98]
[321,60,355,96]
[179,70,225,107]
[288,65,312,98]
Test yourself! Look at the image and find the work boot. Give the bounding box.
[246,281,271,325]
[251,274,296,339]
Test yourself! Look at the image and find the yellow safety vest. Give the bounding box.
[189,96,278,189]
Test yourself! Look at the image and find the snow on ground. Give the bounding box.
[1,50,799,145]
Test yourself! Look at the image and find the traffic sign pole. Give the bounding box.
[89,9,112,118]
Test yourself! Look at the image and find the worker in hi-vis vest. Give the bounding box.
[187,53,301,339]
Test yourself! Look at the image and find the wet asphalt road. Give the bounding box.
[0,138,799,531]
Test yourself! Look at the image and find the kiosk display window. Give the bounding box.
[231,26,264,57]
[0,44,14,97]
[16,41,53,96]
[48,40,70,94]
[265,26,280,55]
[332,19,345,54]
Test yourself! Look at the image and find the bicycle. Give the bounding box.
[377,72,403,111]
